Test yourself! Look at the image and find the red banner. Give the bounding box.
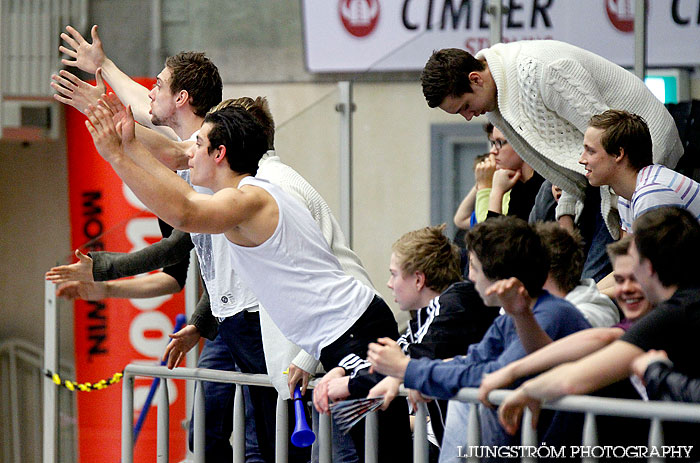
[65,78,187,462]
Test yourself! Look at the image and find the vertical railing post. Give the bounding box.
[336,81,354,247]
[42,279,58,463]
[488,0,503,46]
[582,412,598,463]
[648,418,664,463]
[232,384,246,463]
[121,373,135,463]
[364,410,378,463]
[633,0,647,81]
[184,249,199,462]
[521,408,537,463]
[467,403,481,463]
[156,378,170,462]
[413,402,429,463]
[193,380,205,463]
[318,410,332,463]
[275,396,289,463]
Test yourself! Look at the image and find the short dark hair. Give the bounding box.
[203,106,268,176]
[421,48,485,108]
[209,96,275,150]
[466,216,549,297]
[165,52,223,118]
[588,110,652,171]
[632,207,700,288]
[392,223,462,293]
[606,235,633,264]
[535,222,584,294]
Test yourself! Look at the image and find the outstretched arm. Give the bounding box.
[101,93,191,169]
[59,25,176,139]
[57,271,181,300]
[46,249,94,283]
[478,326,624,407]
[497,340,642,435]
[84,102,247,235]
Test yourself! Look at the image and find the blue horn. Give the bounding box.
[290,386,315,447]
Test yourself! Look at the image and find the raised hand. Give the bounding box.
[475,155,497,190]
[51,68,105,114]
[46,249,94,283]
[162,324,201,369]
[367,337,410,379]
[102,92,127,126]
[59,25,106,74]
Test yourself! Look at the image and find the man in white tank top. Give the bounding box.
[85,101,412,461]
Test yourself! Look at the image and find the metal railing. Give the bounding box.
[122,364,700,463]
[121,364,430,463]
[0,338,76,463]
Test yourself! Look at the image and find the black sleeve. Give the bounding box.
[158,221,191,289]
[486,210,503,220]
[644,361,700,403]
[89,228,194,285]
[407,283,498,361]
[347,367,386,397]
[189,285,219,341]
[621,304,677,353]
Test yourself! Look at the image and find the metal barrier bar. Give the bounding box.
[364,410,378,463]
[122,365,700,463]
[582,412,597,463]
[232,384,245,463]
[42,279,58,463]
[413,402,429,463]
[157,379,169,462]
[121,373,134,463]
[275,396,289,463]
[193,380,205,463]
[318,409,332,463]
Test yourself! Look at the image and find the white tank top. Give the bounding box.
[177,169,259,318]
[227,177,373,358]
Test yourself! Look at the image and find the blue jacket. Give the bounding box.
[403,291,591,398]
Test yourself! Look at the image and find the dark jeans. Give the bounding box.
[320,296,413,463]
[580,185,614,283]
[190,333,263,462]
[194,310,310,463]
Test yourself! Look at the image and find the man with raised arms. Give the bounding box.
[84,101,412,462]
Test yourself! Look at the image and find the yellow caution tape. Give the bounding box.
[44,370,123,392]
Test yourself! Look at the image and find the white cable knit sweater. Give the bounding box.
[477,40,683,237]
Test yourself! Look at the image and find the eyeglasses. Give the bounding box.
[489,139,509,149]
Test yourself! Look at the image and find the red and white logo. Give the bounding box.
[605,0,635,33]
[339,0,380,38]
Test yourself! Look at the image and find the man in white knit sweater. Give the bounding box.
[421,41,683,285]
